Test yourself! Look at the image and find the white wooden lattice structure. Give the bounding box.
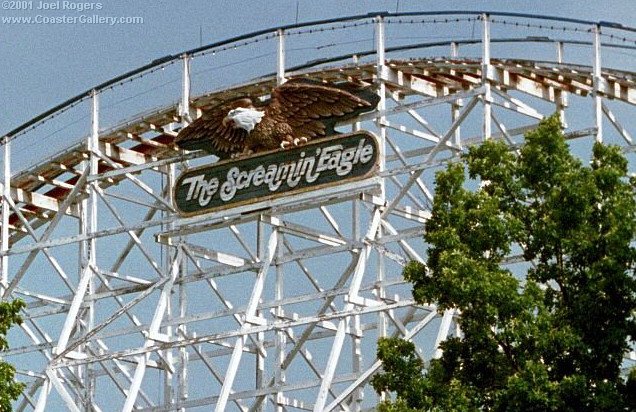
[1,11,635,411]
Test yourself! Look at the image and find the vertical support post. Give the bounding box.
[450,42,462,149]
[87,92,99,281]
[375,225,387,407]
[216,225,276,412]
[351,241,362,411]
[89,90,99,226]
[376,14,387,200]
[350,315,363,411]
[1,138,10,294]
[274,230,285,412]
[56,90,99,411]
[177,230,188,411]
[376,224,387,335]
[254,217,266,412]
[270,24,287,399]
[177,56,191,409]
[592,24,603,143]
[180,54,192,123]
[162,229,174,408]
[123,250,182,412]
[164,296,174,408]
[168,56,195,407]
[433,309,455,359]
[556,41,564,63]
[34,379,52,412]
[84,89,99,411]
[161,165,177,408]
[555,41,568,127]
[36,95,99,409]
[350,171,362,410]
[481,13,492,140]
[277,29,286,86]
[374,14,388,406]
[375,16,386,182]
[314,212,381,412]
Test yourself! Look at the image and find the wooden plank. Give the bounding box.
[9,187,80,217]
[98,142,158,166]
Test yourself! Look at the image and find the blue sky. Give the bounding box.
[1,0,635,136]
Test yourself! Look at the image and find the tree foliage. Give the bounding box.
[372,115,636,411]
[0,299,25,412]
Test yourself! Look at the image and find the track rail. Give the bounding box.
[2,10,635,144]
[4,57,635,246]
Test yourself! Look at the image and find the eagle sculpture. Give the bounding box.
[175,80,380,159]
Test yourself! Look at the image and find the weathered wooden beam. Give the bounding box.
[9,187,80,217]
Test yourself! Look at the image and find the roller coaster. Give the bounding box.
[1,10,635,411]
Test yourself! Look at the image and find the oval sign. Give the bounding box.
[173,131,379,216]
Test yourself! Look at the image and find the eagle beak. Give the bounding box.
[222,116,232,127]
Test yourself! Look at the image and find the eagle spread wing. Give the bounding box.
[175,80,379,159]
[267,81,378,140]
[174,98,252,159]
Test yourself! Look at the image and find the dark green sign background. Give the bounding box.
[173,131,379,216]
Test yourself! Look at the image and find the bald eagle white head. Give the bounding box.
[223,107,265,132]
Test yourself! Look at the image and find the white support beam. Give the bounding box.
[380,119,440,143]
[382,96,480,218]
[53,239,94,353]
[248,254,361,412]
[433,309,455,359]
[33,378,51,412]
[379,68,438,98]
[356,87,483,123]
[324,310,439,412]
[593,24,603,143]
[215,229,278,412]
[376,14,387,202]
[3,168,89,298]
[98,141,159,167]
[51,296,425,369]
[274,230,286,412]
[1,139,10,292]
[181,242,248,267]
[451,42,462,147]
[82,89,99,409]
[122,249,182,412]
[602,102,633,144]
[181,246,266,360]
[491,88,544,120]
[482,13,492,140]
[95,187,165,278]
[555,41,568,127]
[47,369,82,412]
[8,186,81,217]
[180,53,192,123]
[313,211,380,411]
[5,196,75,292]
[56,271,171,359]
[385,134,435,204]
[277,29,286,86]
[94,151,175,212]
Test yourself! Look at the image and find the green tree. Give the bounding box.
[0,299,25,412]
[372,115,636,411]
